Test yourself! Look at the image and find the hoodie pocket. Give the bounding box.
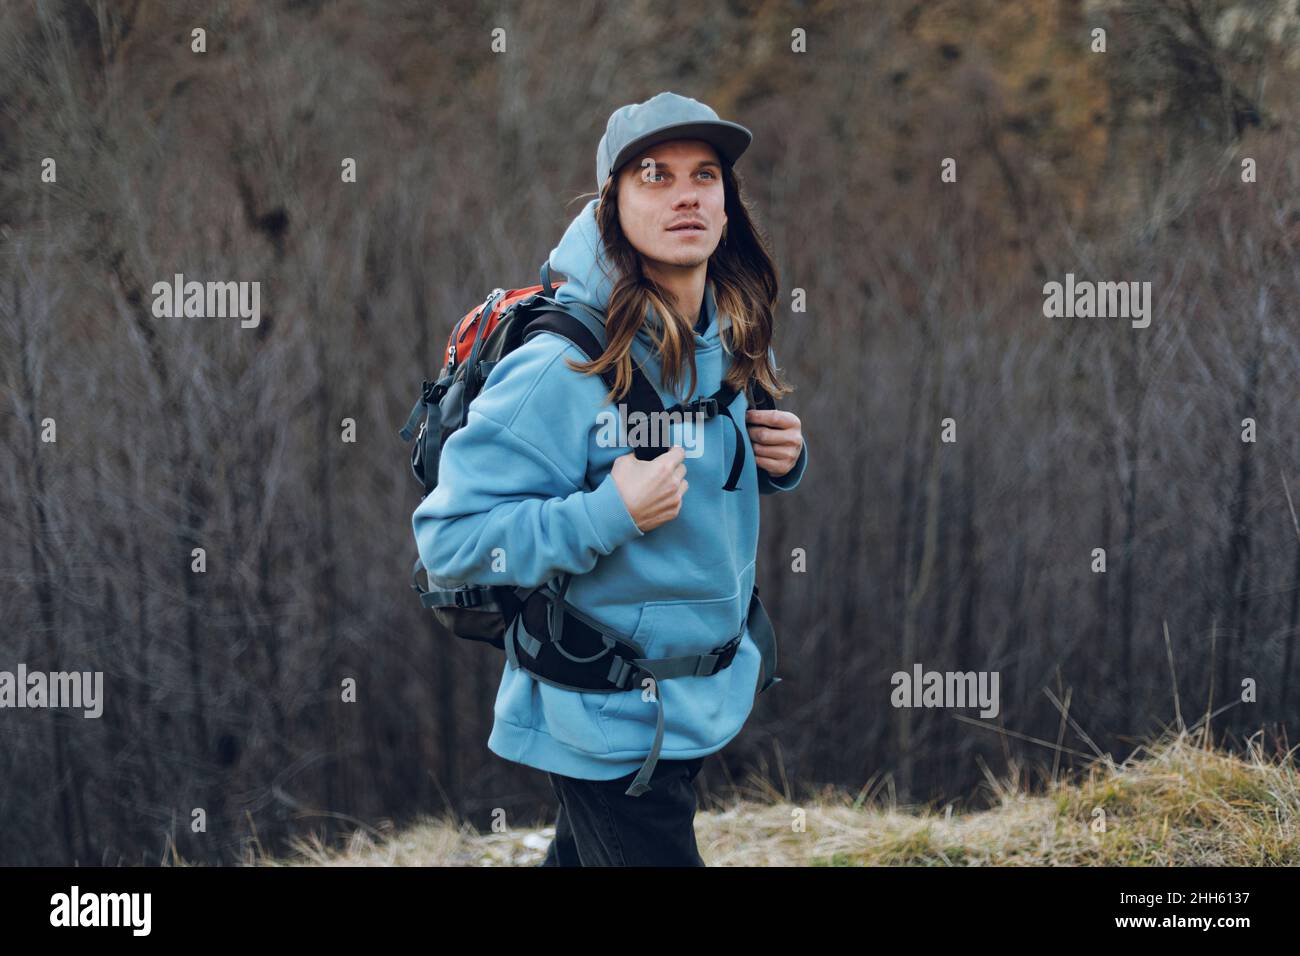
[598,586,747,738]
[537,686,614,755]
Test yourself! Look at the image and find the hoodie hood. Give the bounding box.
[547,198,724,362]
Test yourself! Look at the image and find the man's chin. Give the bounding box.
[644,249,715,269]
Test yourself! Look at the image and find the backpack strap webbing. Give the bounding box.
[507,304,679,659]
[501,581,775,797]
[519,305,667,465]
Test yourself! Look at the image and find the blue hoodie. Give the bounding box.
[411,197,808,787]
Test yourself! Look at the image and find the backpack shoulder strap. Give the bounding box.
[521,305,607,362]
[519,301,668,462]
[749,380,776,411]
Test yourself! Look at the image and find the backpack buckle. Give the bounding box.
[710,634,742,670]
[607,655,637,689]
[453,588,483,609]
[673,397,718,419]
[695,397,719,419]
[422,378,450,405]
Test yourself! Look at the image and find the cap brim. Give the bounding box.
[609,120,752,182]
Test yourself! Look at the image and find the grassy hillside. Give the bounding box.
[203,729,1298,866]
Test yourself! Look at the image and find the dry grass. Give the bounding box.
[208,727,1299,867]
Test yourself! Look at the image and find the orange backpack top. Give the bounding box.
[443,279,568,372]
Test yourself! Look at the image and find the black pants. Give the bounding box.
[537,756,707,866]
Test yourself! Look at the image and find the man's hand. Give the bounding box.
[745,408,803,478]
[610,445,688,532]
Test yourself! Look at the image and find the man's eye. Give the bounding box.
[698,170,716,180]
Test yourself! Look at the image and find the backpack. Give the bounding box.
[397,260,782,797]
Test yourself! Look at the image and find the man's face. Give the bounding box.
[615,139,728,272]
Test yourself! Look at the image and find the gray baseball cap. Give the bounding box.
[596,91,752,191]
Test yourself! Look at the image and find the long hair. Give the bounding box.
[563,162,794,408]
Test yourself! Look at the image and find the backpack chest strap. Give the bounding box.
[665,385,745,491]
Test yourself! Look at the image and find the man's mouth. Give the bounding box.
[667,221,706,232]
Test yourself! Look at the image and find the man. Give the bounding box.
[412,91,808,865]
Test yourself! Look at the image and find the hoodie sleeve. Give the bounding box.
[411,333,645,591]
[758,437,808,495]
[756,344,808,495]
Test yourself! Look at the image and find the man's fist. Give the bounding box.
[745,408,803,477]
[611,445,688,532]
